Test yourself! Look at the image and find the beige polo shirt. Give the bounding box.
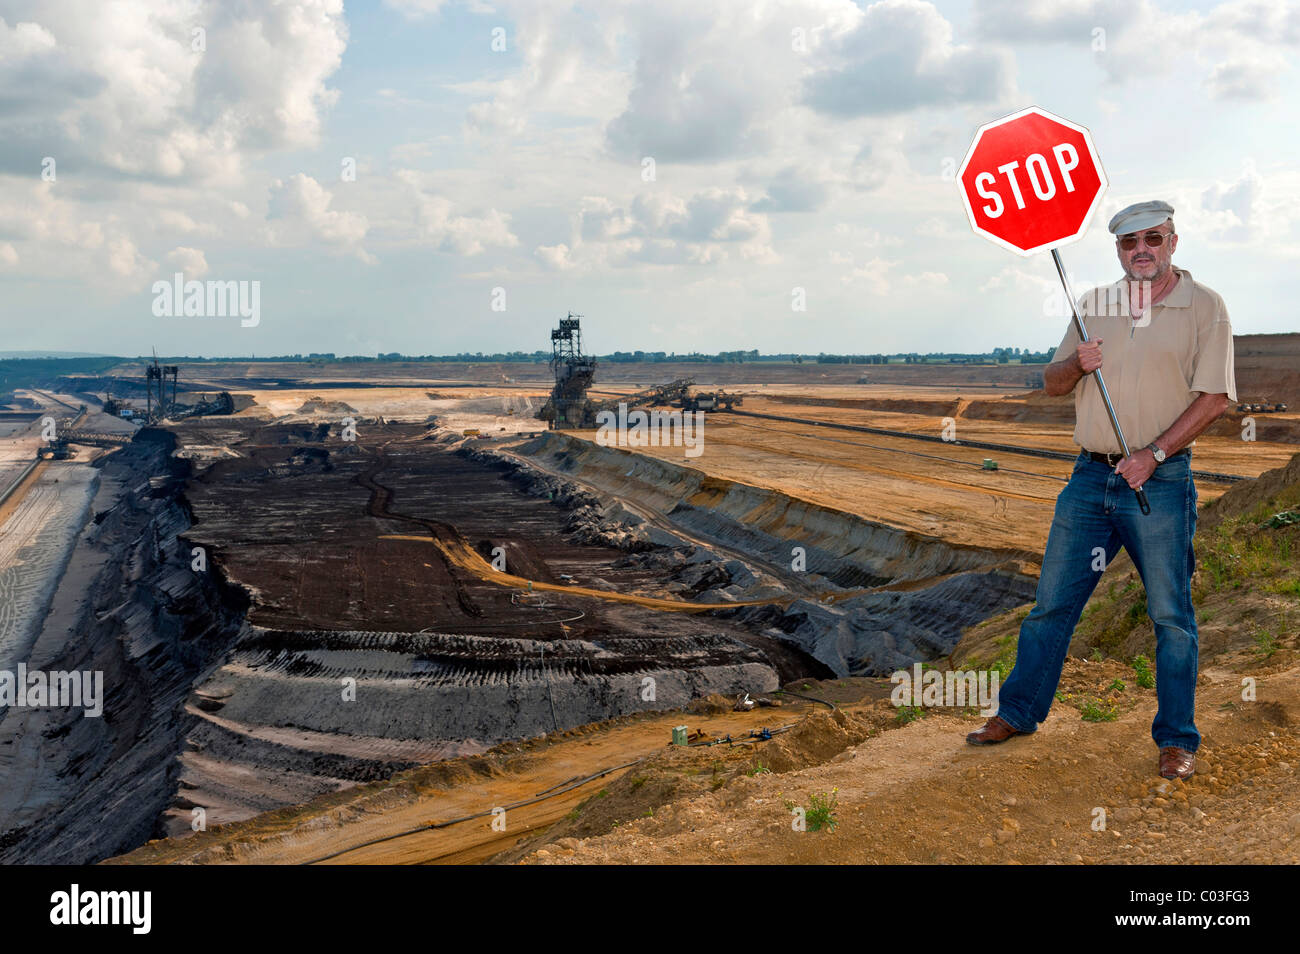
[1051,268,1237,454]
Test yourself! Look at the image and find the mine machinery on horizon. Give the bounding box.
[537,314,742,429]
[131,352,234,422]
[538,313,598,429]
[680,389,743,412]
[145,349,179,422]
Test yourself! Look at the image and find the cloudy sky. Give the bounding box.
[1,0,1297,358]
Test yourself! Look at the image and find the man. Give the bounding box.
[965,200,1237,780]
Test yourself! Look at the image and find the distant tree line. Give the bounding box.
[820,347,1052,365]
[0,349,1055,372]
[0,356,121,392]
[127,347,1054,365]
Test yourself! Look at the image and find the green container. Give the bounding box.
[672,725,689,746]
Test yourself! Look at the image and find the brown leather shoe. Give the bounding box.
[966,716,1029,745]
[1159,746,1196,779]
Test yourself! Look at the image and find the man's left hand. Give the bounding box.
[1115,448,1157,490]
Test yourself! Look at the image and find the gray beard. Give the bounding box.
[1124,260,1170,282]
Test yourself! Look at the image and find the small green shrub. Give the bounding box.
[894,705,924,725]
[1080,699,1118,722]
[1252,630,1279,660]
[786,789,840,832]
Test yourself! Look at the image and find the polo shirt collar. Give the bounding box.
[1160,268,1193,308]
[1102,267,1192,316]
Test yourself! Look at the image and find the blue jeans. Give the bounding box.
[995,450,1201,751]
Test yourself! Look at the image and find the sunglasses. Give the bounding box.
[1118,231,1171,251]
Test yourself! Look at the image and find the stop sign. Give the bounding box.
[958,106,1107,256]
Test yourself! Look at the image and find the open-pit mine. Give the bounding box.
[2,332,1299,865]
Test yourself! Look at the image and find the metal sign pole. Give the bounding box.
[1051,249,1150,515]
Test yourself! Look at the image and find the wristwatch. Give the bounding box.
[1147,442,1167,464]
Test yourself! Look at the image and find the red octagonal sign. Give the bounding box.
[958,106,1107,256]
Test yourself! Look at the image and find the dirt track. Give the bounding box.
[381,534,792,611]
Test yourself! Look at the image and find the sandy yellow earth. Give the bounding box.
[554,394,1295,554]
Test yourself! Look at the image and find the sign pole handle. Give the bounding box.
[1050,249,1151,516]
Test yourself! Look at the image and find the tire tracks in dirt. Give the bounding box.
[353,439,484,620]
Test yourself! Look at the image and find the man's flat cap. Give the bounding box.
[1108,200,1174,235]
